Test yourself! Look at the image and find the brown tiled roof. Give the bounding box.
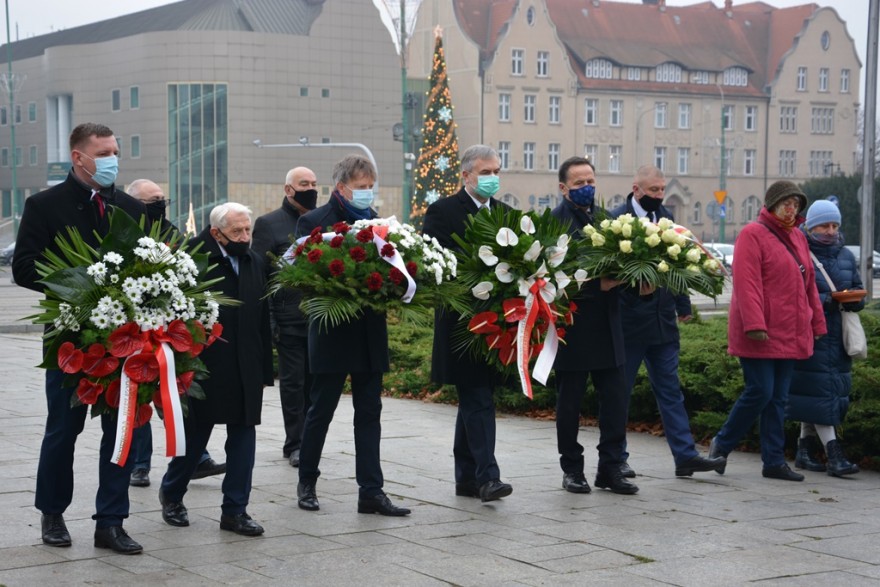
[453,0,517,68]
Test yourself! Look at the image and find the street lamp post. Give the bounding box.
[399,0,411,222]
[4,0,19,238]
[715,84,727,244]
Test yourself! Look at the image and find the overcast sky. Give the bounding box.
[0,0,873,100]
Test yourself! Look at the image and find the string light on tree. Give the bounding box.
[411,25,460,228]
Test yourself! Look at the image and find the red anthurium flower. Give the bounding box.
[486,329,512,351]
[123,353,160,383]
[468,312,500,334]
[76,378,103,405]
[108,322,146,358]
[104,379,121,408]
[498,336,517,366]
[82,344,119,378]
[190,320,206,344]
[134,403,153,428]
[564,301,578,326]
[57,342,84,374]
[502,298,527,323]
[161,320,194,353]
[207,323,224,346]
[176,370,195,394]
[152,391,163,411]
[556,327,567,341]
[531,342,544,358]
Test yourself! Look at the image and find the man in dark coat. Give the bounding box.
[550,156,636,495]
[13,122,148,554]
[609,165,725,478]
[294,155,410,516]
[158,203,274,537]
[252,166,318,468]
[423,144,514,503]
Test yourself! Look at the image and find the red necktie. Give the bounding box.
[91,191,105,219]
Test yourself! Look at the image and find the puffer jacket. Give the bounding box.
[787,234,864,425]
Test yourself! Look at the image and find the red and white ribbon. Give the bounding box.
[515,278,559,399]
[111,352,140,466]
[155,342,185,458]
[371,225,416,303]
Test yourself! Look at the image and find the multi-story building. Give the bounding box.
[408,0,861,242]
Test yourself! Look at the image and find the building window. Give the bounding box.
[811,107,834,134]
[722,66,748,87]
[609,100,622,127]
[13,104,20,124]
[322,88,330,98]
[819,68,829,92]
[523,142,535,170]
[797,66,807,91]
[693,202,702,224]
[609,145,621,173]
[655,62,682,83]
[654,102,667,128]
[744,105,757,131]
[131,135,141,159]
[778,150,797,177]
[584,98,598,125]
[511,48,524,76]
[809,150,833,176]
[692,71,710,84]
[111,89,121,112]
[841,69,850,93]
[677,147,689,174]
[299,87,309,97]
[548,143,560,171]
[168,83,229,232]
[548,95,561,124]
[722,105,734,131]
[115,136,122,159]
[654,146,667,171]
[584,144,597,164]
[536,51,549,77]
[724,148,733,175]
[524,94,536,123]
[0,147,7,166]
[498,93,511,122]
[744,149,756,176]
[585,58,613,79]
[0,106,5,125]
[678,103,691,129]
[498,141,510,170]
[779,106,798,133]
[130,86,140,110]
[626,67,641,81]
[29,145,37,166]
[14,146,22,167]
[28,101,37,122]
[743,195,761,222]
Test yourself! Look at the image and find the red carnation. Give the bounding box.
[366,272,383,291]
[355,227,373,243]
[329,259,345,276]
[332,222,350,234]
[309,228,324,244]
[307,249,323,263]
[405,261,418,277]
[76,378,103,405]
[329,235,345,248]
[389,267,405,285]
[294,244,305,257]
[381,243,396,258]
[349,246,367,263]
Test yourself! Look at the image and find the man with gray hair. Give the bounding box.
[158,202,274,536]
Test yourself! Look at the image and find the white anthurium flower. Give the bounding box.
[495,262,515,283]
[478,245,499,266]
[518,277,535,297]
[545,245,568,268]
[520,215,536,235]
[538,280,557,303]
[621,223,633,238]
[530,261,550,279]
[686,248,702,263]
[574,268,589,287]
[471,281,494,300]
[523,240,543,262]
[495,227,519,247]
[555,270,571,290]
[557,233,571,248]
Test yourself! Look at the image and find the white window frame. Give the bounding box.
[609,145,621,173]
[498,93,511,122]
[744,149,756,176]
[654,102,667,129]
[609,100,623,127]
[744,105,757,131]
[797,66,807,91]
[780,105,798,133]
[523,142,535,170]
[583,144,597,165]
[548,95,561,124]
[722,105,734,131]
[511,48,524,76]
[498,141,510,170]
[654,146,667,171]
[585,58,613,79]
[678,103,691,129]
[548,143,560,171]
[524,94,536,123]
[584,98,598,126]
[655,62,682,83]
[819,67,829,92]
[841,69,850,93]
[677,147,689,174]
[536,51,549,77]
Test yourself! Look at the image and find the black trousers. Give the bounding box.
[276,319,311,456]
[453,383,501,485]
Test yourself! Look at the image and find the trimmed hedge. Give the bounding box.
[385,303,880,467]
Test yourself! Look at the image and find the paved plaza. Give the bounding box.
[0,273,879,585]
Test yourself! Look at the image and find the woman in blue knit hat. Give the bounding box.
[787,198,864,476]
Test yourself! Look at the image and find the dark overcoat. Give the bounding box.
[422,188,512,386]
[294,195,389,375]
[550,198,625,371]
[189,227,274,426]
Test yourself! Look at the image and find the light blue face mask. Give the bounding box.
[82,153,119,187]
[348,187,375,210]
[475,175,500,199]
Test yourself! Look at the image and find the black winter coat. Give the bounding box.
[190,228,274,426]
[787,236,864,425]
[295,194,389,375]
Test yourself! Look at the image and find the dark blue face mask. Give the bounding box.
[810,231,839,246]
[569,184,595,207]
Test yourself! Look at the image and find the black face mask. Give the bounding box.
[639,194,662,213]
[218,230,250,257]
[293,189,318,211]
[146,201,167,223]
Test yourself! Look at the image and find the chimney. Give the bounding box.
[725,0,733,15]
[659,0,666,11]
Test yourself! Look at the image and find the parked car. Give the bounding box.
[843,245,880,278]
[703,242,734,270]
[0,242,13,266]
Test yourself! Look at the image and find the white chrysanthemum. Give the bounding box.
[87,262,108,285]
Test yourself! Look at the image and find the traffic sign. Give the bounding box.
[713,190,727,204]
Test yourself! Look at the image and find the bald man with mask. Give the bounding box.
[252,166,318,467]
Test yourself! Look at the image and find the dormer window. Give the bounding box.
[692,71,710,84]
[656,62,682,83]
[585,58,613,79]
[722,66,748,87]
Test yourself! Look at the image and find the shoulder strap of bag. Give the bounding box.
[757,221,806,283]
[809,251,838,292]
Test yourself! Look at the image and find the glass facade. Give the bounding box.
[168,83,228,232]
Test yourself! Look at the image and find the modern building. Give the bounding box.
[407,0,861,243]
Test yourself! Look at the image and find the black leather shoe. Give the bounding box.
[297,482,319,511]
[708,437,729,475]
[288,449,300,468]
[619,462,636,478]
[562,472,592,494]
[479,479,513,502]
[129,467,150,487]
[455,481,480,497]
[595,469,639,495]
[220,513,264,536]
[94,526,143,554]
[762,463,804,482]
[191,458,227,480]
[158,489,189,527]
[41,514,71,547]
[675,455,727,477]
[358,494,411,516]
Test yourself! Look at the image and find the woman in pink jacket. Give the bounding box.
[708,181,827,481]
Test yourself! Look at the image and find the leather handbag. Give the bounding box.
[811,252,867,359]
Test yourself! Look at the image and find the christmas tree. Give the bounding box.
[411,26,460,228]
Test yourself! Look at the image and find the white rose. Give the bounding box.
[658,260,670,273]
[600,219,611,229]
[610,220,623,234]
[619,240,633,254]
[667,244,681,259]
[621,223,632,238]
[686,248,702,263]
[590,232,606,246]
[645,233,662,248]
